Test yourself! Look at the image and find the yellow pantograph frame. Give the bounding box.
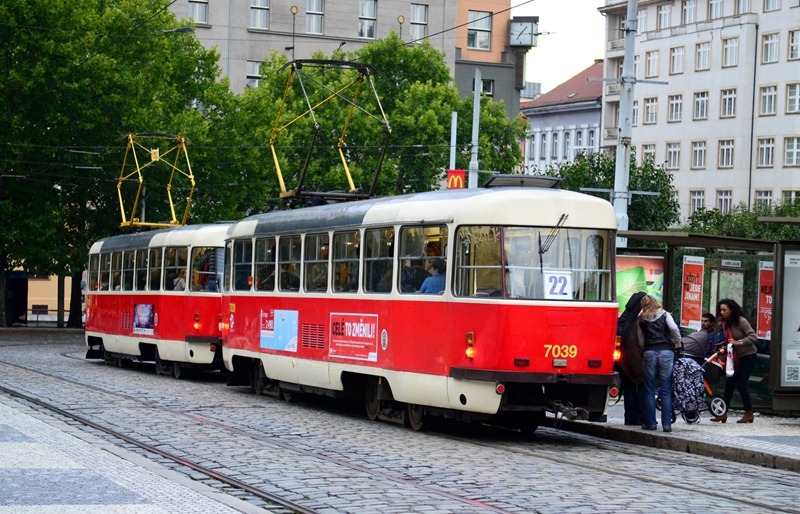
[117,133,196,228]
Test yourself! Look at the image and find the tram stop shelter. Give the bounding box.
[618,230,800,412]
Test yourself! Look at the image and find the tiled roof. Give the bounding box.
[520,60,604,109]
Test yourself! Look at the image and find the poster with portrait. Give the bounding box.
[680,255,704,330]
[757,261,773,340]
[133,304,155,335]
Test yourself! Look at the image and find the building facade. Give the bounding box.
[169,0,532,118]
[520,60,603,173]
[600,0,800,220]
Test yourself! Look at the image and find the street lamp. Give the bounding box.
[397,15,405,40]
[286,5,298,60]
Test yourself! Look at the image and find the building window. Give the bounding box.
[670,46,685,74]
[783,190,800,203]
[694,91,709,119]
[634,55,640,78]
[250,0,269,29]
[723,38,739,67]
[540,133,547,160]
[588,130,595,151]
[763,33,779,63]
[695,42,710,70]
[760,85,777,115]
[563,132,571,159]
[790,30,799,61]
[480,79,494,97]
[632,100,639,126]
[188,0,208,24]
[637,9,647,33]
[246,60,262,88]
[764,0,781,11]
[645,50,660,77]
[657,4,671,29]
[709,0,723,18]
[529,137,536,159]
[787,83,800,113]
[552,132,559,159]
[755,190,772,208]
[643,144,656,162]
[758,137,775,167]
[576,130,583,150]
[721,89,737,118]
[786,137,800,166]
[691,141,707,169]
[719,139,735,168]
[306,0,324,34]
[737,0,751,13]
[717,190,732,214]
[682,0,696,24]
[668,95,683,122]
[690,190,705,215]
[644,97,658,124]
[409,4,428,40]
[467,11,491,50]
[667,142,681,169]
[359,0,377,39]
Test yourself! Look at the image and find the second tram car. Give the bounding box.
[85,223,229,377]
[221,180,620,430]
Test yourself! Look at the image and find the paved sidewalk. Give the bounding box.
[551,402,800,472]
[0,397,264,513]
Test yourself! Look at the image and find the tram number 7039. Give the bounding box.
[544,344,578,359]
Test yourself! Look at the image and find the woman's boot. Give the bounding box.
[737,410,754,423]
[710,414,727,423]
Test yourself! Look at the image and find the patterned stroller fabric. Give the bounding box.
[672,357,705,413]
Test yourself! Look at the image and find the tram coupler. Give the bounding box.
[547,400,590,421]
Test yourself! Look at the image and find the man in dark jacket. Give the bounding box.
[616,291,647,426]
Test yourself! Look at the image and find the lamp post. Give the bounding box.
[289,5,298,60]
[397,15,405,40]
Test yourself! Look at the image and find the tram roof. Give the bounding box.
[90,223,231,253]
[229,186,617,238]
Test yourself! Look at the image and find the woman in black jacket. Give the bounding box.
[616,291,647,426]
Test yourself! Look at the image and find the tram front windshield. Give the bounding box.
[453,225,613,301]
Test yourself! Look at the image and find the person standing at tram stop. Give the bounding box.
[639,294,681,432]
[419,258,445,294]
[616,291,647,426]
[711,298,758,424]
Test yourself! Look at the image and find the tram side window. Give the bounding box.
[364,227,393,294]
[332,231,360,293]
[122,251,134,291]
[398,225,448,294]
[278,236,301,292]
[98,253,111,290]
[148,248,163,290]
[223,242,232,291]
[254,237,276,291]
[304,233,329,292]
[111,252,123,291]
[165,246,188,291]
[191,246,220,292]
[88,254,100,291]
[582,235,606,300]
[454,226,503,298]
[134,250,148,291]
[233,239,253,291]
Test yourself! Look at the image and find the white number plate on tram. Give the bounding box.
[543,270,572,300]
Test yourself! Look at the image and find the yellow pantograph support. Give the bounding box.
[116,133,196,228]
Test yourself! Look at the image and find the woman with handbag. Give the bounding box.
[711,298,758,423]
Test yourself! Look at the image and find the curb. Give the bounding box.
[545,418,800,473]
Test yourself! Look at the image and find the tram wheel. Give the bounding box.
[519,412,546,435]
[172,362,185,380]
[708,395,727,417]
[103,351,116,366]
[404,403,428,432]
[154,351,170,376]
[252,361,266,395]
[279,388,294,402]
[364,378,380,421]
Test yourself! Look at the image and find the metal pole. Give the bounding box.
[613,0,638,248]
[449,112,457,170]
[468,68,481,188]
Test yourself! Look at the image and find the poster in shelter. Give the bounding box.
[680,255,704,330]
[757,261,773,340]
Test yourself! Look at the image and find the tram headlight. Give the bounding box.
[465,331,475,359]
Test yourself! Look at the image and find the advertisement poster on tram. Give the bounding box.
[680,256,705,330]
[259,309,298,352]
[328,313,379,362]
[780,252,800,387]
[757,261,774,340]
[615,255,665,313]
[133,304,155,335]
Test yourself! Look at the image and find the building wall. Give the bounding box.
[600,0,800,220]
[522,105,601,172]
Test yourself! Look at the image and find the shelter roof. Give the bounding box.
[619,231,775,252]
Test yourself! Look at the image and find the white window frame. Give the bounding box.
[723,38,739,67]
[643,144,656,162]
[632,100,639,126]
[637,9,647,33]
[683,0,697,24]
[690,190,705,215]
[786,137,800,166]
[737,0,751,13]
[717,190,733,214]
[551,132,559,159]
[760,85,777,115]
[563,132,571,159]
[762,33,779,63]
[646,50,660,77]
[721,88,737,118]
[668,94,683,122]
[246,60,262,89]
[758,137,775,167]
[691,141,707,169]
[695,42,710,71]
[359,0,377,39]
[719,139,735,168]
[764,0,781,11]
[790,30,799,61]
[787,83,800,113]
[658,4,671,29]
[670,46,685,74]
[709,0,723,18]
[306,0,324,35]
[783,190,800,204]
[409,4,428,40]
[188,0,208,24]
[250,0,269,29]
[755,190,772,208]
[694,91,709,119]
[667,142,681,170]
[467,10,492,50]
[540,133,547,160]
[644,97,658,124]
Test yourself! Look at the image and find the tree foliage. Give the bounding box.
[684,201,800,241]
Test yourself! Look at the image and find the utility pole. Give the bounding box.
[468,68,481,188]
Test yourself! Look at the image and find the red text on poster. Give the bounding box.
[680,255,705,329]
[328,313,379,362]
[757,261,773,340]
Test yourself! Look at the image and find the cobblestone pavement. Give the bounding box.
[1,329,799,514]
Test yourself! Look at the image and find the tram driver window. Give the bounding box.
[398,225,448,294]
[332,231,360,293]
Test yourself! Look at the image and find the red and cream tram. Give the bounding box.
[221,177,620,430]
[84,223,229,377]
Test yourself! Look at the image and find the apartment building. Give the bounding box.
[521,60,603,172]
[169,1,533,117]
[600,0,800,219]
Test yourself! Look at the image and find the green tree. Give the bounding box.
[545,153,680,235]
[685,201,800,241]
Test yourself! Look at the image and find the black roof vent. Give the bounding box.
[482,174,562,189]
